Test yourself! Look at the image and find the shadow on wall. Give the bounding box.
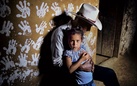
[38,11,72,86]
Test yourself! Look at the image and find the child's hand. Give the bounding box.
[81,52,90,61]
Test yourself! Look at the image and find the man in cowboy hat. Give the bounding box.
[51,3,120,86]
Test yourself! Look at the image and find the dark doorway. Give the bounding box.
[97,0,125,57]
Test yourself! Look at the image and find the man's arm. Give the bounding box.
[79,57,94,72]
[80,43,94,72]
[51,28,64,67]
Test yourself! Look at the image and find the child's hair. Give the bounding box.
[67,26,84,40]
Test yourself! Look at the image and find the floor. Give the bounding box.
[94,53,137,86]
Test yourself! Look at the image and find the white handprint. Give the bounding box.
[8,69,20,84]
[15,53,28,67]
[1,56,15,70]
[32,36,43,50]
[90,49,95,57]
[31,71,39,77]
[76,5,80,13]
[87,32,93,42]
[0,20,14,36]
[16,0,30,18]
[31,53,40,66]
[0,0,11,18]
[20,69,33,81]
[49,20,54,28]
[66,3,74,12]
[51,2,62,16]
[90,36,96,45]
[20,38,34,53]
[18,20,31,36]
[35,21,47,34]
[3,39,17,55]
[36,2,49,18]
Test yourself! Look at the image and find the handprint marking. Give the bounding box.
[18,20,31,36]
[20,38,34,53]
[51,2,62,16]
[16,0,30,18]
[65,3,74,12]
[36,2,49,18]
[31,53,40,66]
[3,39,17,55]
[32,36,43,50]
[35,21,47,34]
[0,20,14,36]
[15,53,28,67]
[1,56,15,70]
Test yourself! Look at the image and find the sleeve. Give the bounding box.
[81,44,87,51]
[51,28,64,67]
[63,50,72,58]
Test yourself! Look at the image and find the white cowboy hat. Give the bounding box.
[67,3,102,30]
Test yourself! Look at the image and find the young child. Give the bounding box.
[63,27,95,86]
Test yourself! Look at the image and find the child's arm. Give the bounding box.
[65,52,89,73]
[78,53,94,72]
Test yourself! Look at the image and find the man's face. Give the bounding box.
[78,18,92,31]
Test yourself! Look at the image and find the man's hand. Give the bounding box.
[79,58,94,72]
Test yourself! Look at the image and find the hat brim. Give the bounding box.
[67,11,102,30]
[75,14,102,30]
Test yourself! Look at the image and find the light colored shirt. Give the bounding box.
[63,46,93,85]
[51,23,71,67]
[51,22,92,67]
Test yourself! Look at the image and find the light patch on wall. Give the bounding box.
[18,20,31,36]
[0,20,14,36]
[51,2,62,16]
[3,39,17,55]
[16,0,30,18]
[0,0,11,18]
[36,2,49,18]
[35,21,47,34]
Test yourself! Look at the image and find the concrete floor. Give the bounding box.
[94,54,137,86]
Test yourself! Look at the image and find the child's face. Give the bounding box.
[68,33,82,51]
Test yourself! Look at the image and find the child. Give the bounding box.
[63,27,95,86]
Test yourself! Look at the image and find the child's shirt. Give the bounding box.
[64,45,93,85]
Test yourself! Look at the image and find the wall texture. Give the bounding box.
[119,0,137,56]
[0,0,99,85]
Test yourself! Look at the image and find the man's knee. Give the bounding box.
[105,68,117,79]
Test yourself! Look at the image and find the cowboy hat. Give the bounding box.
[67,3,102,30]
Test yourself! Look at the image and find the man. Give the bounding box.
[51,3,120,86]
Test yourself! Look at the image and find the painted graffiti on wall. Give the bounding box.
[0,0,97,85]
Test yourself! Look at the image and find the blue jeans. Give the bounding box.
[93,65,120,86]
[78,80,96,86]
